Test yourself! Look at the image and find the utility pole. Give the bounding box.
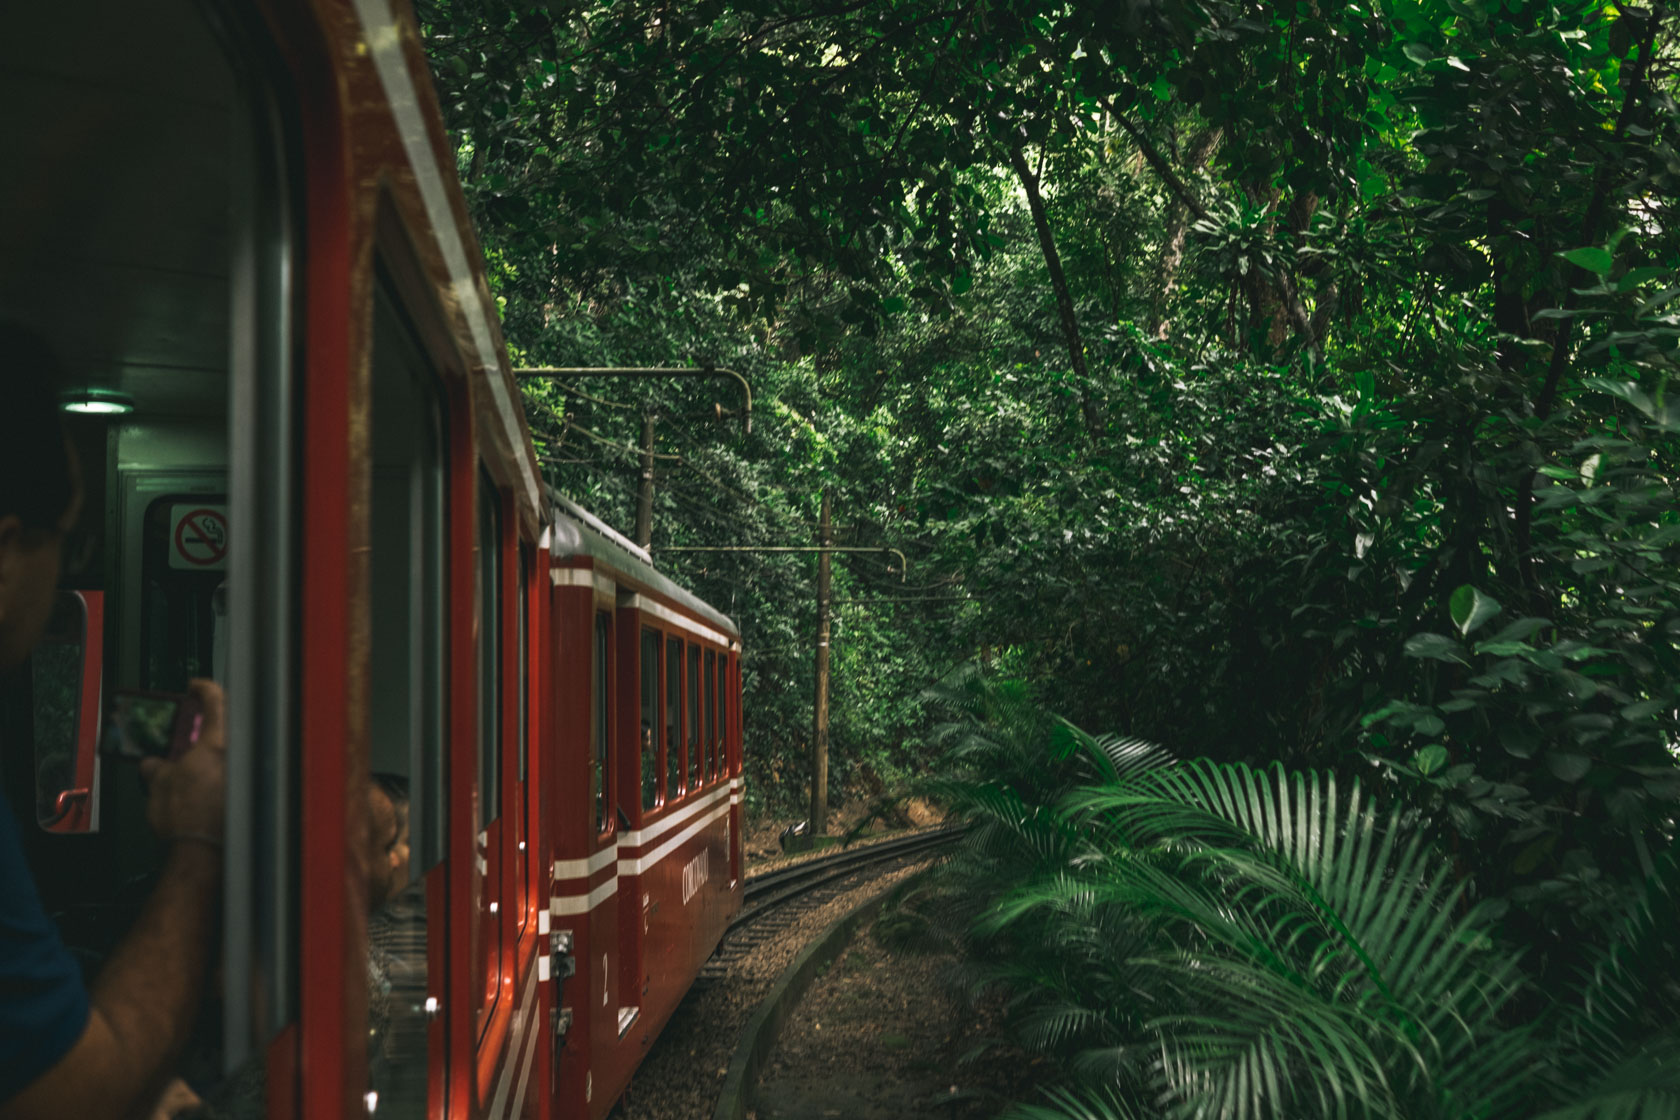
[810,491,833,838]
[634,411,656,549]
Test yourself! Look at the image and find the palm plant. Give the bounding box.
[925,672,1680,1120]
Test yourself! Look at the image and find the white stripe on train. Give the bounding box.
[550,788,741,916]
[552,780,739,881]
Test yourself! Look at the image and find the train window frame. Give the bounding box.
[364,267,449,1108]
[664,635,683,802]
[640,626,660,811]
[517,546,528,784]
[686,641,701,789]
[476,468,502,830]
[594,610,613,835]
[218,2,303,1060]
[704,648,717,781]
[514,542,530,939]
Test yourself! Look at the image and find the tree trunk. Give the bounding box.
[634,411,656,549]
[1008,143,1101,437]
[1150,126,1222,339]
[809,492,833,837]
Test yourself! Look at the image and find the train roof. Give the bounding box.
[547,491,739,641]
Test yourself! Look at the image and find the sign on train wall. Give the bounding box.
[169,504,229,571]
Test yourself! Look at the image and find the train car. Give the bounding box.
[543,496,744,1119]
[0,0,743,1116]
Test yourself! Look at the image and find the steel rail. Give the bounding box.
[731,827,961,933]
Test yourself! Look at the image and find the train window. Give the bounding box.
[640,628,659,810]
[594,611,611,833]
[366,278,446,1112]
[476,470,502,829]
[717,652,729,776]
[705,648,719,779]
[665,636,683,800]
[518,547,528,783]
[515,546,529,936]
[687,642,701,788]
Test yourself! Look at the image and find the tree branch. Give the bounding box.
[1007,140,1101,437]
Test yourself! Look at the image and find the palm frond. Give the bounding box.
[1532,1034,1680,1120]
[1004,1084,1152,1120]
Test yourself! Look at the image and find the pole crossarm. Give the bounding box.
[513,366,752,435]
[655,545,908,581]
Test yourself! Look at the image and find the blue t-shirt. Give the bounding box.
[0,793,90,1101]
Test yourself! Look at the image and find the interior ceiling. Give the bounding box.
[0,0,234,418]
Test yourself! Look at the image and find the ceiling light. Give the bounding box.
[59,388,135,415]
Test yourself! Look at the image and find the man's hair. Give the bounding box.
[0,322,74,529]
[372,771,410,810]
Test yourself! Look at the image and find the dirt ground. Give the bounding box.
[748,914,1045,1120]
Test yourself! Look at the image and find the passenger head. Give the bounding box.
[0,322,80,673]
[368,772,411,907]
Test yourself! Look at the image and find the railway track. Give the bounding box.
[695,827,961,988]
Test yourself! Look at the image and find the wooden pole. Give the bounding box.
[810,490,832,837]
[634,411,656,549]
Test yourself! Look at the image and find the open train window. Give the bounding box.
[594,611,612,834]
[720,653,731,776]
[640,628,660,810]
[518,547,529,784]
[665,636,683,801]
[366,277,446,1113]
[687,642,701,788]
[476,471,502,829]
[704,650,716,781]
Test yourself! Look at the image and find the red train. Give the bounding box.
[2,0,743,1116]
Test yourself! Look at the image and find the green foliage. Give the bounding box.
[420,0,1680,1074]
[930,675,1680,1120]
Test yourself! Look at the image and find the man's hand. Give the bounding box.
[1,681,228,1120]
[139,679,226,844]
[147,1077,201,1120]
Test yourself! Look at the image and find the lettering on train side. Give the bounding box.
[681,849,710,905]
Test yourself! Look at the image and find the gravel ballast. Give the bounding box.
[609,861,936,1120]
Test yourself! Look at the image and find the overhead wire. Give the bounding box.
[523,381,638,410]
[537,410,953,590]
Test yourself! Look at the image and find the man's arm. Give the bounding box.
[0,681,227,1120]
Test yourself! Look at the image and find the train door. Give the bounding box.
[366,278,449,1116]
[594,605,635,1043]
[728,649,743,886]
[471,473,544,1118]
[548,561,624,1115]
[473,469,508,1104]
[616,617,659,1040]
[1,0,304,1110]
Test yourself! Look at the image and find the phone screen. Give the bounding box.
[104,693,187,760]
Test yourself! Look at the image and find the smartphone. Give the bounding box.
[102,690,203,762]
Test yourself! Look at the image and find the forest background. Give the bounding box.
[418,0,1680,1113]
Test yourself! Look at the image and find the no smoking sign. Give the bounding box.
[169,505,229,571]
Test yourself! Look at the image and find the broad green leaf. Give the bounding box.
[1449,585,1502,637]
[1414,745,1449,775]
[1405,633,1468,663]
[1620,699,1667,721]
[1546,752,1592,782]
[1487,617,1552,643]
[1559,246,1614,275]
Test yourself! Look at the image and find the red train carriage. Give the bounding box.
[0,0,744,1116]
[543,497,744,1119]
